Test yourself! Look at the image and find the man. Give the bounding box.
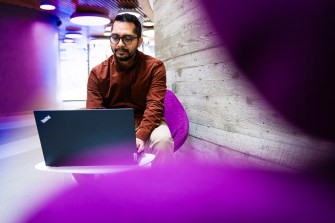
[86,13,174,166]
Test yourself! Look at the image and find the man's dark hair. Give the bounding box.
[112,13,142,38]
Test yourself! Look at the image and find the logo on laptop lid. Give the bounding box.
[41,115,51,123]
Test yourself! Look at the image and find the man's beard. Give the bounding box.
[113,48,135,62]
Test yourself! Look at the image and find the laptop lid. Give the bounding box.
[33,109,138,166]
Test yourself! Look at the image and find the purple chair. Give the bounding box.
[164,89,189,152]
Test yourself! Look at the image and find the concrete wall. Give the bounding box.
[154,0,333,170]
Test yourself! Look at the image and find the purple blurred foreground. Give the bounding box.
[23,163,335,223]
[200,0,335,141]
[22,0,335,222]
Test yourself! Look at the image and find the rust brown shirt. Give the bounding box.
[86,51,166,142]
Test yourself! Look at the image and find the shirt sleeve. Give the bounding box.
[136,61,166,141]
[86,69,105,109]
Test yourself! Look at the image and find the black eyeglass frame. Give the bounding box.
[110,34,139,45]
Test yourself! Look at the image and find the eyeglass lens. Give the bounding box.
[110,34,136,45]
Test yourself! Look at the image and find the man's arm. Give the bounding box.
[136,61,166,143]
[86,70,104,109]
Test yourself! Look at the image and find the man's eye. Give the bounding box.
[124,35,133,40]
[111,35,120,39]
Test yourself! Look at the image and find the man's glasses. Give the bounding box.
[110,34,138,45]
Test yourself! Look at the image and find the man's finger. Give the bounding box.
[137,144,144,152]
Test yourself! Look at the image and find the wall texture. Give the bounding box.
[154,0,333,170]
[0,3,60,116]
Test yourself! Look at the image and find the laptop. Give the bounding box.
[33,109,139,166]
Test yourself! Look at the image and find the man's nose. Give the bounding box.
[117,38,125,46]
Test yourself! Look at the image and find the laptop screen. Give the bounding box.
[34,109,138,166]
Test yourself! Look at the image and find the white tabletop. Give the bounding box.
[35,153,155,174]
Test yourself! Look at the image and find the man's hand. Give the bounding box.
[136,138,145,153]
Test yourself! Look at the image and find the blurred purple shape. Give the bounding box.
[200,0,335,141]
[164,89,189,151]
[19,1,335,222]
[23,163,335,223]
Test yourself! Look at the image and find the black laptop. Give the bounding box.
[33,109,138,166]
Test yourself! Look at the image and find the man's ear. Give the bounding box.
[137,37,143,48]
